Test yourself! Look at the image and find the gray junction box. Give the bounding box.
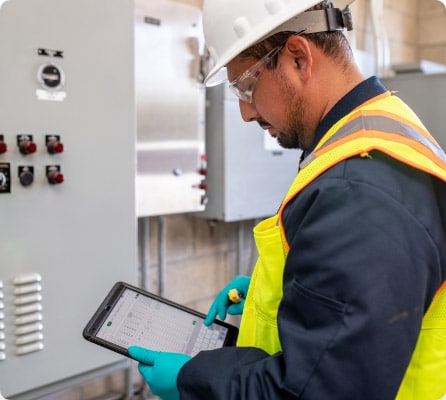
[201,85,302,222]
[381,71,446,149]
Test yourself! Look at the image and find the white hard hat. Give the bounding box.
[203,0,354,86]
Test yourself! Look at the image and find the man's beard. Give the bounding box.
[274,70,311,151]
[276,96,308,149]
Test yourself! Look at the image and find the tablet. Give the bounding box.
[83,281,238,358]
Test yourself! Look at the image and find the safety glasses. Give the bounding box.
[228,30,304,103]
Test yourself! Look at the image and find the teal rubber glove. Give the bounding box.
[128,346,191,400]
[204,275,251,326]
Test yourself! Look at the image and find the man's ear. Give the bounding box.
[284,35,312,81]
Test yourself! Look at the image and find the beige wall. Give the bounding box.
[38,1,446,399]
[352,0,446,67]
[180,0,446,67]
[418,0,446,64]
[383,0,419,64]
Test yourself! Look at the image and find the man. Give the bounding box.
[129,0,446,398]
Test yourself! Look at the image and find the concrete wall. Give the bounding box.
[140,216,256,315]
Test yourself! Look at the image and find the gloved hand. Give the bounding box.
[128,346,191,400]
[204,275,251,326]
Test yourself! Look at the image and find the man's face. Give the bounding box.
[227,54,314,151]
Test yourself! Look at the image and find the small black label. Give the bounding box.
[144,16,161,26]
[38,48,64,58]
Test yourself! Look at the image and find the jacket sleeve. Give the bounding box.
[178,155,443,399]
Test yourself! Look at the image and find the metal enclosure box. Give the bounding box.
[135,0,206,217]
[0,0,137,397]
[381,72,446,148]
[200,85,302,222]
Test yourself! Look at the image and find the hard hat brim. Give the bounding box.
[203,0,355,86]
[203,0,322,85]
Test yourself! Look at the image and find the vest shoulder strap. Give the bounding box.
[279,94,446,249]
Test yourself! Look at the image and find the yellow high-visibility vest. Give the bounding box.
[237,92,446,399]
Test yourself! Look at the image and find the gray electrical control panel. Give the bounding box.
[0,0,137,397]
[381,72,446,148]
[200,85,302,222]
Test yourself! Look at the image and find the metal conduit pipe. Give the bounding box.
[237,221,244,276]
[247,219,260,276]
[157,216,166,297]
[138,217,150,290]
[237,219,259,277]
[122,359,133,400]
[135,218,152,398]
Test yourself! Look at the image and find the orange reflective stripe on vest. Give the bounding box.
[237,92,446,398]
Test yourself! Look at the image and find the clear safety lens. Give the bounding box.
[227,30,305,103]
[229,72,260,102]
[228,43,284,103]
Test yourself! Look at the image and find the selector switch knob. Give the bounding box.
[0,163,11,193]
[38,64,64,90]
[0,172,6,188]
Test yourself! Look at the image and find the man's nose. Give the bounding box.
[239,99,261,122]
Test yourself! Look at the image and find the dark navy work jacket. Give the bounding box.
[178,77,446,399]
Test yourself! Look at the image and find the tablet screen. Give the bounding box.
[95,287,228,356]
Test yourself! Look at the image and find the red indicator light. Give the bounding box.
[0,142,6,154]
[47,170,64,184]
[19,141,37,154]
[199,154,208,175]
[47,141,64,154]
